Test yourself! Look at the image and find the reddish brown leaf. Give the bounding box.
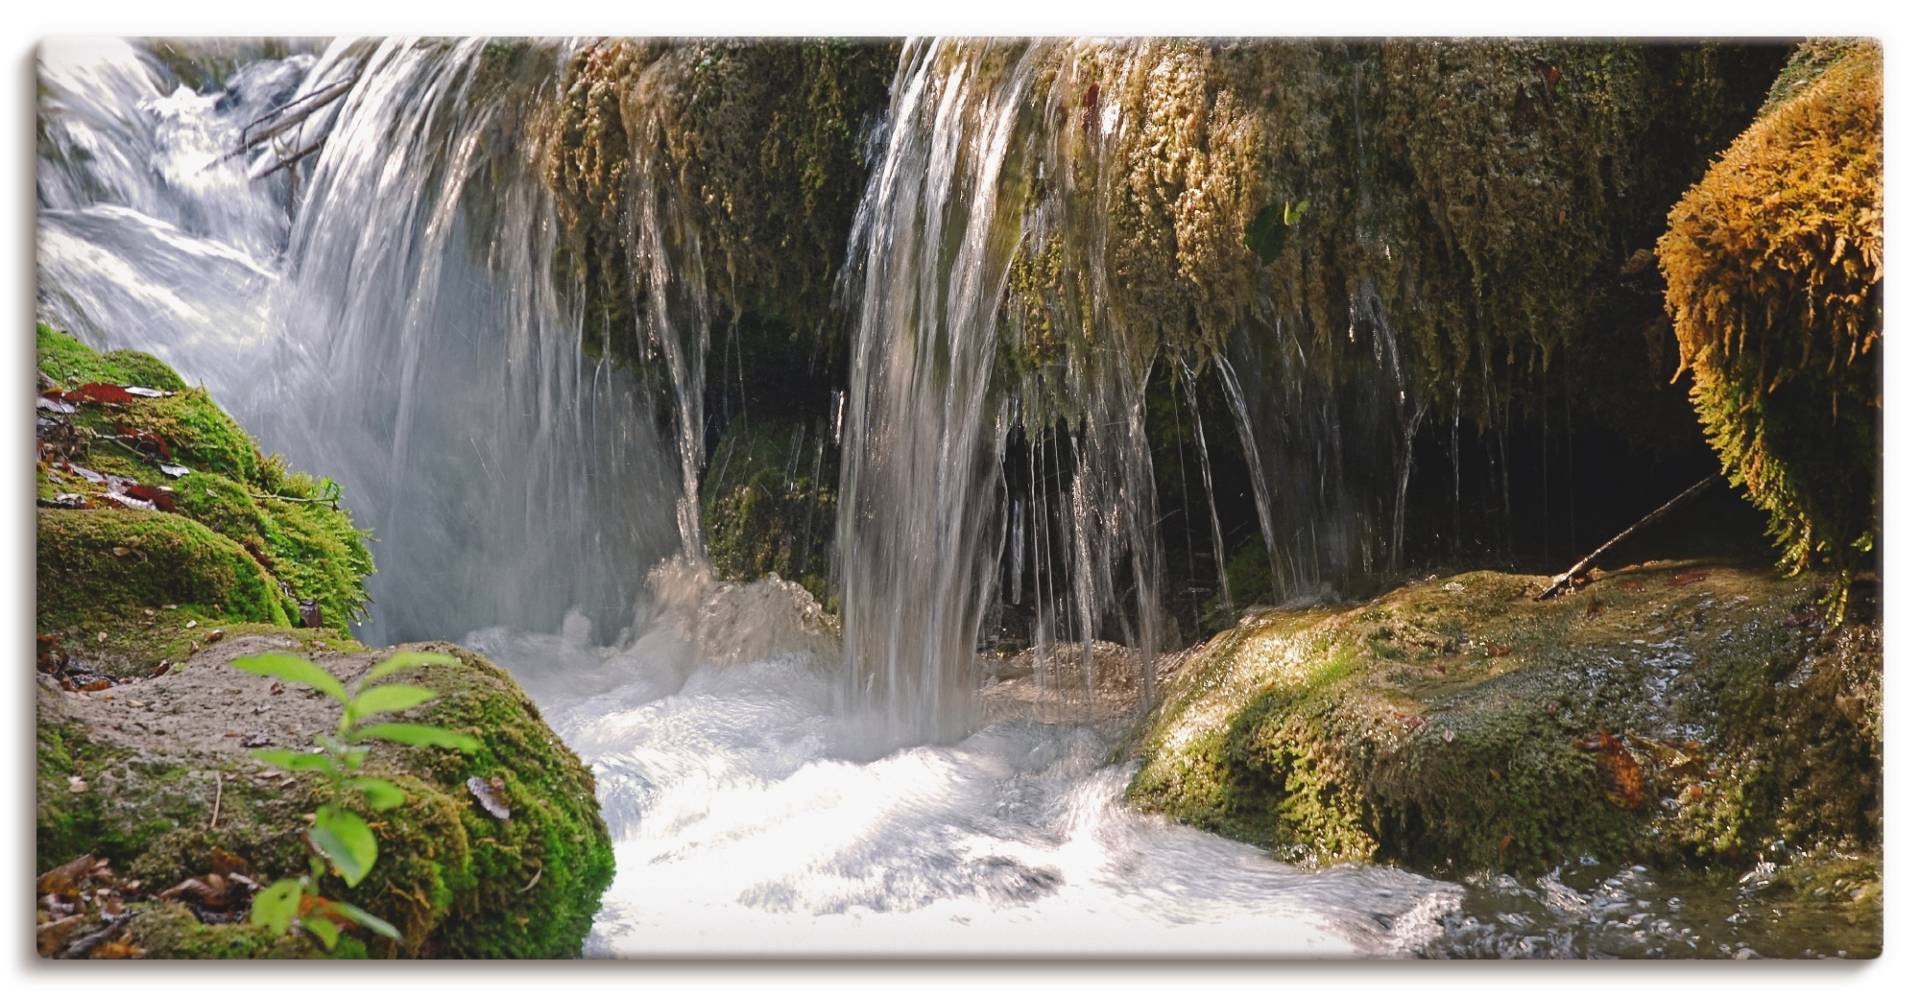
[1669,570,1710,588]
[61,383,141,405]
[90,938,142,959]
[114,425,173,459]
[1574,730,1645,810]
[122,483,176,512]
[36,914,84,957]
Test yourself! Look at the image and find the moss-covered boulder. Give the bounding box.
[1658,42,1882,606]
[37,634,614,958]
[1127,563,1879,875]
[35,325,373,677]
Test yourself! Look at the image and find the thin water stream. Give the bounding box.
[34,37,1861,959]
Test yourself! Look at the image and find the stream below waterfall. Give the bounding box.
[463,575,1857,958]
[34,37,1868,960]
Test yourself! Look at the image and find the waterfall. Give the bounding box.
[37,37,689,644]
[42,35,1423,737]
[835,40,1171,744]
[834,41,1031,744]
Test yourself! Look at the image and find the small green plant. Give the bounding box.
[230,649,482,952]
[1243,198,1310,264]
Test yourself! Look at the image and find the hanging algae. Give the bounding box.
[1658,41,1881,610]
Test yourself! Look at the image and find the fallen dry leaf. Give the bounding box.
[467,775,511,820]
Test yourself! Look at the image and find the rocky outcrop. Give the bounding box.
[38,635,614,959]
[1126,564,1879,877]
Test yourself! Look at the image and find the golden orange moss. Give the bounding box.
[1658,41,1882,604]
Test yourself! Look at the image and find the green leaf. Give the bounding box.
[1244,204,1287,264]
[310,806,378,887]
[250,748,337,774]
[301,913,341,950]
[351,776,407,812]
[249,877,302,935]
[1283,198,1310,226]
[362,650,457,686]
[232,652,347,703]
[355,723,481,752]
[328,899,403,941]
[349,683,437,723]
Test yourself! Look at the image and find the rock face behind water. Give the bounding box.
[1125,565,1880,882]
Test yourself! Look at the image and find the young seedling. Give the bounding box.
[230,649,481,951]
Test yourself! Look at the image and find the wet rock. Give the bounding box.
[1125,563,1880,875]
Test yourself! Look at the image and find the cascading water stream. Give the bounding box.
[39,37,688,644]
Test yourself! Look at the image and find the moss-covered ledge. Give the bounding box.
[1124,563,1880,878]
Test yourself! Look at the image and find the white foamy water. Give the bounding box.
[468,574,1462,958]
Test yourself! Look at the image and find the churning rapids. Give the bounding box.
[37,38,1825,959]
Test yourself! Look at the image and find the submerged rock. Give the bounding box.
[1125,564,1880,880]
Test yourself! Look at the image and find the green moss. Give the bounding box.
[35,322,188,392]
[126,903,348,959]
[546,39,897,369]
[37,509,293,642]
[699,418,836,601]
[35,326,373,650]
[1127,564,1879,873]
[37,638,614,959]
[388,645,615,958]
[1658,43,1881,608]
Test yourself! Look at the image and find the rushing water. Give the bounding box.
[468,571,1461,957]
[34,37,1865,960]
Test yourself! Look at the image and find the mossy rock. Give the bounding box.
[699,417,836,603]
[35,325,373,672]
[37,508,294,656]
[36,633,614,959]
[1658,42,1881,605]
[1126,563,1880,874]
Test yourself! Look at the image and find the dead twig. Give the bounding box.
[1536,474,1718,601]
